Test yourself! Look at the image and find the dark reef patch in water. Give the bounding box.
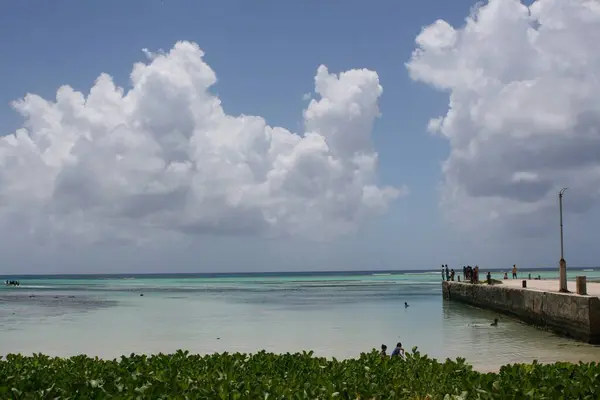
[0,294,118,327]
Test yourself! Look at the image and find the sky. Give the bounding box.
[1,0,599,274]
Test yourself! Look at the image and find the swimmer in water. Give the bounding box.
[491,318,498,326]
[404,302,409,308]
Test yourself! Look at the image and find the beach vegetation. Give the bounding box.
[1,347,599,399]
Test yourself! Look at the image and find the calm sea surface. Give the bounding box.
[2,268,600,371]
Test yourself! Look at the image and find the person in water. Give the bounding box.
[380,344,387,357]
[404,302,409,308]
[391,342,405,359]
[491,318,498,326]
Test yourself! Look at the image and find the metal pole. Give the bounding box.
[559,190,564,260]
[559,188,568,292]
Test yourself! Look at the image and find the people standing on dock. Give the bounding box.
[486,271,491,284]
[441,264,445,281]
[473,266,479,283]
[450,269,455,281]
[463,266,466,281]
[445,265,450,281]
[512,265,518,279]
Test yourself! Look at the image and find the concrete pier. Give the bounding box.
[442,279,600,344]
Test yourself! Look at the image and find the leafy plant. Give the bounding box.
[1,348,599,399]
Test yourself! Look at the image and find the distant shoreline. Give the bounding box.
[1,266,596,280]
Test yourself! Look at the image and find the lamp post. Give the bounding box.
[559,188,568,293]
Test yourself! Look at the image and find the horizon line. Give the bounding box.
[1,266,596,278]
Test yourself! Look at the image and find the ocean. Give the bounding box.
[2,268,600,371]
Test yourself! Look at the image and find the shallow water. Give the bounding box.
[2,269,600,371]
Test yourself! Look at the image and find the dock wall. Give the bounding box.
[442,281,600,344]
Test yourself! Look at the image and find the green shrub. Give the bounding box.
[1,347,599,399]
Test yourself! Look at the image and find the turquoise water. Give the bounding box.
[2,268,600,371]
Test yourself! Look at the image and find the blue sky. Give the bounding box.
[0,0,596,274]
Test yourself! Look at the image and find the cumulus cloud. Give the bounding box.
[3,41,401,244]
[407,0,600,235]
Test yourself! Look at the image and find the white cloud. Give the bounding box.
[426,117,443,134]
[2,41,401,245]
[407,0,600,235]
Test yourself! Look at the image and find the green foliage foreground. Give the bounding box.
[2,348,600,399]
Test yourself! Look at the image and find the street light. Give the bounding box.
[559,188,568,293]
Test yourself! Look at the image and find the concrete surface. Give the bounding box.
[500,279,600,296]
